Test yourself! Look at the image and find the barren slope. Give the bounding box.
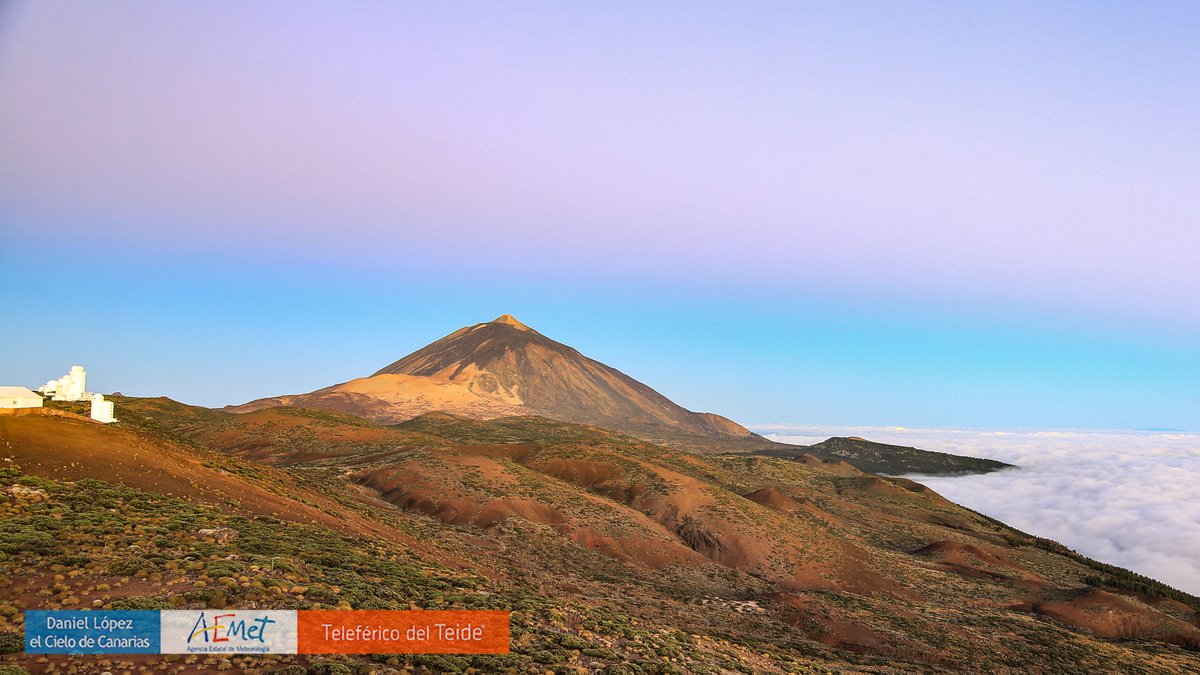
[3,402,1198,672]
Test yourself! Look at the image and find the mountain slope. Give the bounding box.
[0,412,428,548]
[228,316,1014,475]
[7,400,1195,673]
[234,315,754,441]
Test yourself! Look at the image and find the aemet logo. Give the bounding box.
[188,612,276,644]
[160,610,297,654]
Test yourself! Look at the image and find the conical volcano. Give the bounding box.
[232,315,754,440]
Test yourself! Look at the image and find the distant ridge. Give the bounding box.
[752,436,1012,476]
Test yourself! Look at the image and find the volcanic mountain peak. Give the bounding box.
[232,315,754,441]
[226,317,1016,472]
[368,315,752,440]
[490,313,531,330]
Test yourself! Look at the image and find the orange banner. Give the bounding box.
[297,610,509,654]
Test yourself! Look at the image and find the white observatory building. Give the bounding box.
[41,365,88,402]
[0,386,43,409]
[90,393,116,424]
[34,365,117,423]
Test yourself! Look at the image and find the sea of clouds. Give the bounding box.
[758,425,1200,596]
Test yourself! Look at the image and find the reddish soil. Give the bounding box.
[538,458,624,488]
[916,540,1017,569]
[886,476,952,505]
[2,417,322,521]
[568,526,708,569]
[0,416,430,552]
[799,453,863,475]
[742,486,807,512]
[914,539,1038,582]
[1035,590,1200,641]
[919,513,977,532]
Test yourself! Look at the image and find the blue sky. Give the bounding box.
[2,1,1198,429]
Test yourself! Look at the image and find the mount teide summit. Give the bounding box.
[232,314,755,441]
[231,315,1011,474]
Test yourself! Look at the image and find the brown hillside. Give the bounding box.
[4,400,1200,673]
[0,415,423,549]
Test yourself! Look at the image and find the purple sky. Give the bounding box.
[1,2,1199,429]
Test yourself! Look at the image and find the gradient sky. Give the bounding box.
[2,1,1198,429]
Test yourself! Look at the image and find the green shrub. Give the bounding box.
[308,663,352,675]
[14,475,57,491]
[50,554,91,567]
[411,655,471,671]
[110,596,172,610]
[526,648,569,664]
[0,527,57,555]
[203,560,244,578]
[237,534,276,555]
[555,633,591,650]
[303,586,340,605]
[0,632,24,654]
[109,556,160,576]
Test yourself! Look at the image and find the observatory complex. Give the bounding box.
[0,365,116,423]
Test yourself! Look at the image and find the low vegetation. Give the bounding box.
[2,402,1197,672]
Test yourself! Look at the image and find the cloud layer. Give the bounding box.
[762,425,1200,595]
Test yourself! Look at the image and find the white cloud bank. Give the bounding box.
[759,425,1200,596]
